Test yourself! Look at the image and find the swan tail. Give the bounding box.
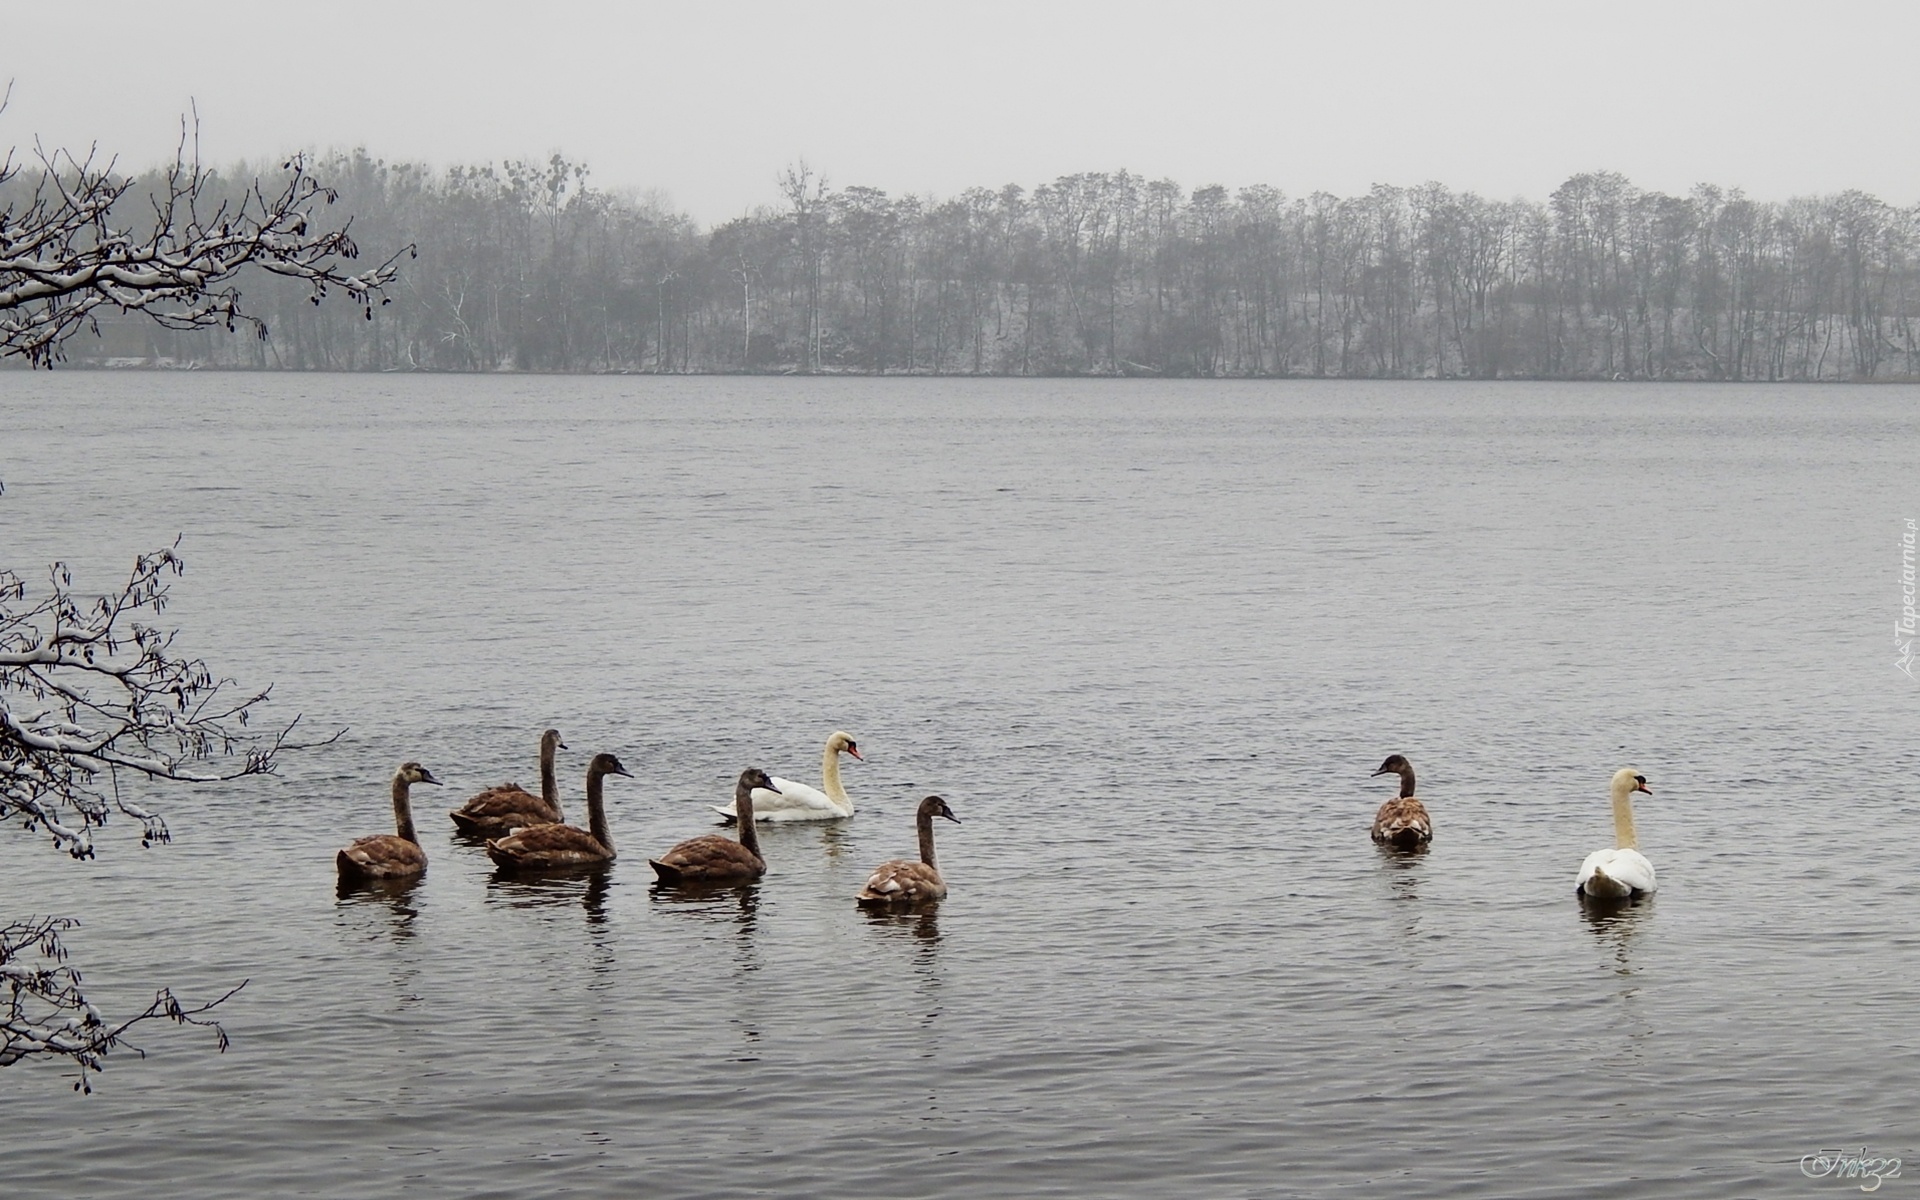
[707,806,739,825]
[649,858,684,884]
[1577,863,1630,898]
[1370,798,1432,847]
[449,809,484,835]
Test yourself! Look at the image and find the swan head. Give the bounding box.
[918,795,961,824]
[396,762,442,787]
[589,752,633,779]
[828,731,863,761]
[740,768,781,795]
[1372,754,1412,778]
[542,728,568,752]
[1611,767,1651,797]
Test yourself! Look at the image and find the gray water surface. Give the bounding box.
[1,374,1914,1198]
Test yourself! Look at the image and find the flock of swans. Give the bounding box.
[336,730,963,906]
[338,730,1658,905]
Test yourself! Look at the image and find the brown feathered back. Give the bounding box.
[1371,796,1433,847]
[1370,754,1432,847]
[451,729,567,835]
[856,795,961,906]
[338,762,440,880]
[651,768,777,886]
[451,783,562,836]
[485,752,630,870]
[338,834,428,880]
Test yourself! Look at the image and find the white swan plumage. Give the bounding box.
[1576,767,1657,898]
[710,730,861,823]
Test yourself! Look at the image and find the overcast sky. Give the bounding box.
[5,0,1915,224]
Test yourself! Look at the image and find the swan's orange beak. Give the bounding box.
[845,748,864,761]
[1635,781,1651,794]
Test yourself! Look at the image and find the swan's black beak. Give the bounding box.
[559,740,569,750]
[421,771,443,786]
[1371,767,1391,777]
[612,765,633,778]
[942,812,962,824]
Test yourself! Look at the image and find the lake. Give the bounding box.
[1,373,1914,1198]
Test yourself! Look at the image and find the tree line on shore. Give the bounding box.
[46,151,1920,379]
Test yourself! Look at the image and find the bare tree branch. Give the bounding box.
[0,109,414,367]
[0,542,311,1087]
[0,916,243,1093]
[0,539,339,858]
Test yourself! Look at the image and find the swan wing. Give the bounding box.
[456,784,560,822]
[1576,848,1656,897]
[1605,849,1657,893]
[713,778,848,821]
[338,834,426,878]
[650,834,765,884]
[857,859,946,904]
[1370,797,1432,845]
[486,822,610,867]
[452,784,563,834]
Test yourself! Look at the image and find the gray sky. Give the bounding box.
[5,0,1915,223]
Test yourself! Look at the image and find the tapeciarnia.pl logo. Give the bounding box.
[1899,518,1916,679]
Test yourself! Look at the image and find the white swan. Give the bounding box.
[710,730,861,823]
[1576,768,1657,898]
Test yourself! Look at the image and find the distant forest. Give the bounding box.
[41,152,1920,379]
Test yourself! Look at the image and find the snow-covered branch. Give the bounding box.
[0,114,413,367]
[0,916,242,1092]
[0,540,339,857]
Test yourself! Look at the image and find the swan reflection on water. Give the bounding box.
[860,905,944,1028]
[651,885,764,1044]
[649,880,761,939]
[1579,891,1652,972]
[860,903,942,947]
[485,865,613,926]
[1372,839,1426,935]
[1579,892,1655,1054]
[1373,838,1430,876]
[332,874,426,1005]
[334,873,424,941]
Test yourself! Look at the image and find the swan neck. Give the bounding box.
[1611,784,1639,851]
[391,776,419,845]
[1398,767,1416,799]
[540,741,560,810]
[586,769,611,852]
[735,783,761,858]
[917,809,938,870]
[821,744,849,806]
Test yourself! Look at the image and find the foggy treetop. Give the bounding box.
[29,152,1920,380]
